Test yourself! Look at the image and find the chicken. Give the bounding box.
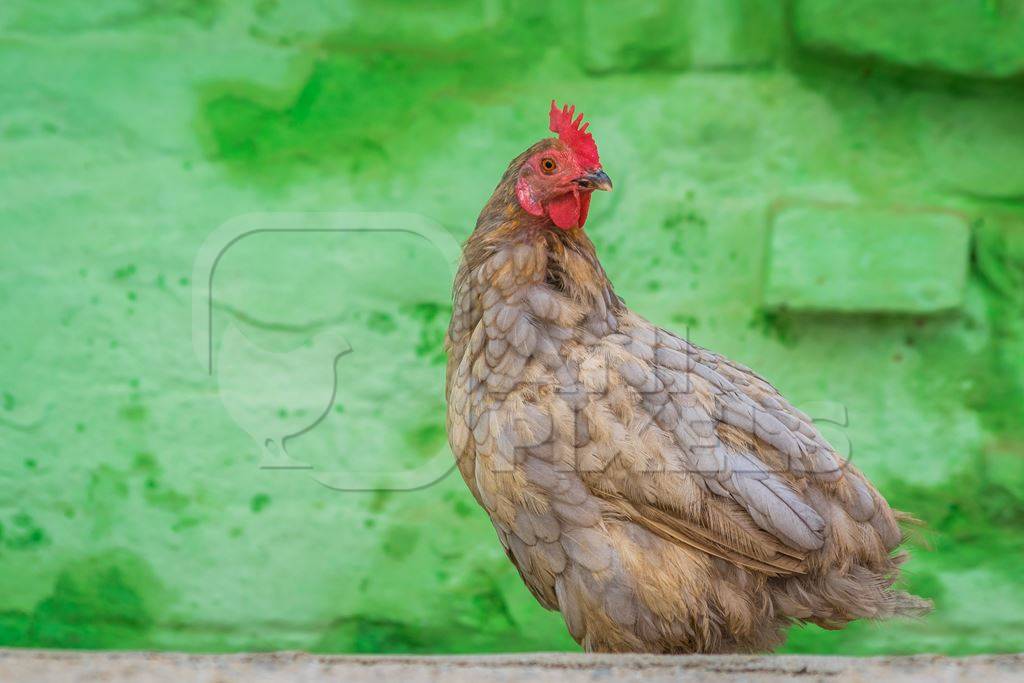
[444,102,930,653]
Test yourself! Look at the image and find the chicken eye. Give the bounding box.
[540,158,558,175]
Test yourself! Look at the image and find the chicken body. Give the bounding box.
[445,139,929,653]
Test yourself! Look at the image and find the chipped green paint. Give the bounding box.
[1,0,1023,657]
[0,551,165,650]
[197,6,573,187]
[249,494,271,513]
[1,513,50,551]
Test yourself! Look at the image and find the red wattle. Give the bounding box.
[577,192,592,227]
[547,191,581,230]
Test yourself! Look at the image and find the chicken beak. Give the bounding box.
[575,169,613,192]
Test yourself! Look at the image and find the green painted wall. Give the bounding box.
[1,0,1023,655]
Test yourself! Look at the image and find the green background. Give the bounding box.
[2,0,1023,655]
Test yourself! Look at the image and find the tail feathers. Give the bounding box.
[882,589,933,618]
[895,510,933,549]
[775,566,933,629]
[804,589,931,630]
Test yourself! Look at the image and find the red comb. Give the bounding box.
[549,100,600,169]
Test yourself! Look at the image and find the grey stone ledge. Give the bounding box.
[1,649,1022,683]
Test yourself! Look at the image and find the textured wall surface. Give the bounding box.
[1,0,1022,655]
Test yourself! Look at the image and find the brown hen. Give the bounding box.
[444,102,930,653]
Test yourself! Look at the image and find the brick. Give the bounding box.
[920,98,1024,199]
[582,0,782,74]
[793,0,1024,79]
[974,213,1024,302]
[763,203,970,313]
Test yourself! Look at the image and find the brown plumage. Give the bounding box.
[445,103,930,653]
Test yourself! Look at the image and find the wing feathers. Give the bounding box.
[600,493,808,576]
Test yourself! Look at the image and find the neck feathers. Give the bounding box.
[458,163,620,315]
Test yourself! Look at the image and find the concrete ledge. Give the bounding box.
[1,649,1021,683]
